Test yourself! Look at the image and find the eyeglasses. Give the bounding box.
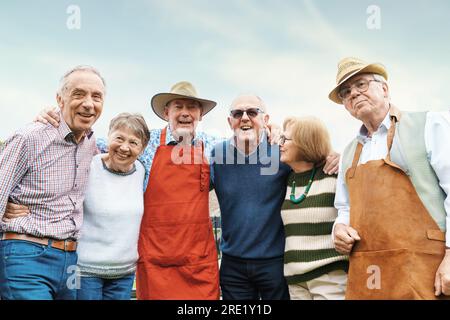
[279,135,293,145]
[338,78,381,101]
[230,108,263,119]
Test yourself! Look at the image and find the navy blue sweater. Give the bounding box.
[211,137,291,259]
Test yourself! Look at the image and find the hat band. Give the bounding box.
[338,68,362,85]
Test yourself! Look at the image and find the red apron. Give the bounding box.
[136,127,220,300]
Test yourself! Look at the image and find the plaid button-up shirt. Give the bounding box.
[0,117,97,240]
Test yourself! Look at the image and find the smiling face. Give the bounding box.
[107,126,144,172]
[279,125,300,165]
[228,95,269,149]
[57,70,105,142]
[340,73,389,121]
[164,98,202,141]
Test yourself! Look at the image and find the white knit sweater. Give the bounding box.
[77,154,145,278]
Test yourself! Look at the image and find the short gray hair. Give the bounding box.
[372,73,390,100]
[108,113,150,148]
[372,73,387,84]
[229,94,267,113]
[58,65,106,95]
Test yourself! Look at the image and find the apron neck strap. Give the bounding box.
[351,143,363,169]
[160,127,168,146]
[348,143,363,179]
[385,117,397,161]
[351,114,399,166]
[349,115,400,179]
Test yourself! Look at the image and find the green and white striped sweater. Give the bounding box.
[281,165,348,284]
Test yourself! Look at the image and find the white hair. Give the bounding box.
[229,94,267,113]
[372,73,390,100]
[372,73,387,84]
[58,65,106,95]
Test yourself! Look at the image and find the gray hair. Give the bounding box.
[372,73,387,84]
[229,94,267,113]
[108,113,150,148]
[58,65,106,95]
[372,73,390,100]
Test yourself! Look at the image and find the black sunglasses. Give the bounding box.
[230,108,263,119]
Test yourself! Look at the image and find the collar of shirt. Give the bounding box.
[165,125,199,145]
[356,104,401,144]
[57,111,94,144]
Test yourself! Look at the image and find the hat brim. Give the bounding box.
[151,93,217,121]
[328,63,388,105]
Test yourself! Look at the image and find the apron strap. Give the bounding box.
[349,113,402,178]
[385,117,397,159]
[160,127,168,146]
[383,116,405,171]
[160,127,208,192]
[197,140,207,192]
[348,143,363,179]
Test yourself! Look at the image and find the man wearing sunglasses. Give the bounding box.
[211,94,339,300]
[330,57,450,299]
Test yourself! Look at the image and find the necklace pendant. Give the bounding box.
[289,167,317,205]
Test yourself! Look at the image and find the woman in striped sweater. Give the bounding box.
[279,116,348,300]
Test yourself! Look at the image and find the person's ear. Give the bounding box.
[227,116,233,129]
[56,93,64,110]
[263,114,270,125]
[382,82,390,99]
[163,106,170,121]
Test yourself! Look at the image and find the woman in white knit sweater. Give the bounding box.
[76,113,149,300]
[279,116,348,300]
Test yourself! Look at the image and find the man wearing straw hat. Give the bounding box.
[135,81,221,300]
[330,57,450,299]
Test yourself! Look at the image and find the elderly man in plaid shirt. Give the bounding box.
[0,65,105,300]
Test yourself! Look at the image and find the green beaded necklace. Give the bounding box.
[289,167,317,204]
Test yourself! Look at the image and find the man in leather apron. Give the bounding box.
[329,57,450,299]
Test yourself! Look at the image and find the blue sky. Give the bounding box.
[1,0,450,151]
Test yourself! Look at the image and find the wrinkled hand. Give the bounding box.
[2,202,30,223]
[435,250,450,296]
[34,106,60,127]
[334,223,360,255]
[266,123,281,145]
[323,151,340,175]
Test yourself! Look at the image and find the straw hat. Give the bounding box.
[328,57,388,104]
[151,81,217,121]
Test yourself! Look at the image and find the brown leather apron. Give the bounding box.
[345,117,446,300]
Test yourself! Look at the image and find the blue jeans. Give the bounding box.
[220,254,290,300]
[0,240,78,300]
[76,274,135,300]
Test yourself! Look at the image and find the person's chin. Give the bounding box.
[236,130,254,140]
[75,119,95,129]
[175,127,194,135]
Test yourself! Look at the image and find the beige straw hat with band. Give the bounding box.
[329,57,388,104]
[151,81,217,121]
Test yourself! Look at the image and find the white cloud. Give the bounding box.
[2,0,449,152]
